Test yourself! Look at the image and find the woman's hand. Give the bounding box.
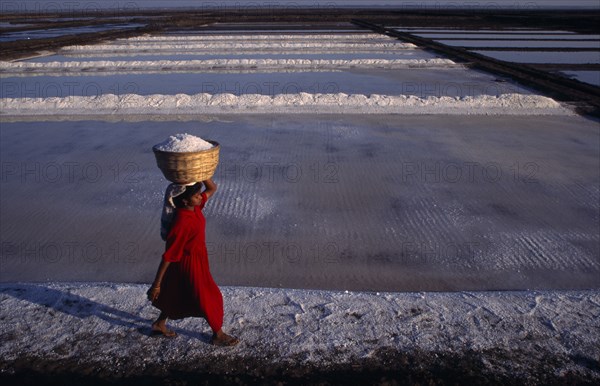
[149,260,170,302]
[147,286,160,302]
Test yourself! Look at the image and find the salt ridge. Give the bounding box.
[60,42,417,52]
[0,93,573,116]
[123,34,398,41]
[0,58,458,74]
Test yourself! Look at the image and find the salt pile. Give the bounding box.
[154,133,213,152]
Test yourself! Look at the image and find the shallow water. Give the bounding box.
[436,40,600,49]
[1,28,598,291]
[392,29,578,34]
[0,24,146,43]
[560,70,600,87]
[411,33,600,40]
[474,50,600,64]
[1,114,598,291]
[0,67,526,98]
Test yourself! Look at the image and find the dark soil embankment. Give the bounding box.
[0,26,159,61]
[2,347,598,386]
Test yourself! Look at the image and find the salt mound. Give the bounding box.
[154,133,213,152]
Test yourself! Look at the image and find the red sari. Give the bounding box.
[152,192,224,332]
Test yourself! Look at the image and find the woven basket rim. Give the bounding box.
[152,140,220,154]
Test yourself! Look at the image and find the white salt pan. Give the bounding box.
[154,133,213,152]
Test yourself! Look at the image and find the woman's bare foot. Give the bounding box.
[212,330,239,346]
[151,321,177,338]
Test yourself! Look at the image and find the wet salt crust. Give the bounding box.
[154,133,213,152]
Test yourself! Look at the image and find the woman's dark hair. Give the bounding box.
[173,182,203,208]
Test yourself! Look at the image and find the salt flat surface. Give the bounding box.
[1,115,597,292]
[1,68,527,99]
[0,24,146,43]
[561,70,600,87]
[0,31,580,110]
[0,22,34,28]
[0,282,598,383]
[393,28,577,34]
[474,50,600,64]
[413,33,600,40]
[1,20,598,383]
[0,30,596,295]
[437,39,600,49]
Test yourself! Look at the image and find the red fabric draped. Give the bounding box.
[152,192,223,332]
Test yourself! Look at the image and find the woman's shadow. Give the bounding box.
[0,283,212,343]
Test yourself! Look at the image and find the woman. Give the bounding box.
[147,178,239,346]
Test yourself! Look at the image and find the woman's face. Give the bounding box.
[184,191,203,207]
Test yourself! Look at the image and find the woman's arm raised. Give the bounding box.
[203,177,218,199]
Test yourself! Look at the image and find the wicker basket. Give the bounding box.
[153,140,220,184]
